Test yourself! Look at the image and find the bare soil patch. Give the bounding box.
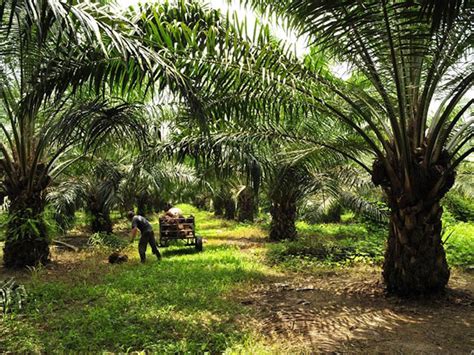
[238,267,474,353]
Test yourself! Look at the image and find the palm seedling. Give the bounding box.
[0,278,27,314]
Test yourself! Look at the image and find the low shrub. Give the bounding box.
[1,278,27,314]
[442,193,474,222]
[443,222,474,267]
[88,232,128,250]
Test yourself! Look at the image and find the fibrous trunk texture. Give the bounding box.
[269,199,297,241]
[237,187,256,222]
[4,191,50,268]
[372,148,455,296]
[383,199,450,295]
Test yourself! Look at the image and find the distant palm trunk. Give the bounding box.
[322,204,342,223]
[237,187,256,222]
[87,198,113,234]
[90,211,113,234]
[269,199,297,241]
[224,198,236,220]
[193,196,209,210]
[213,195,224,216]
[136,193,148,216]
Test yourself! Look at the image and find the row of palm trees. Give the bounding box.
[0,0,472,296]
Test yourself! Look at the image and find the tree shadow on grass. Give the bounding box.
[160,246,200,257]
[2,244,280,353]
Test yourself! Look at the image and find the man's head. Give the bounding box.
[127,211,135,221]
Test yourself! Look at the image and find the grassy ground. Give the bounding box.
[0,204,473,353]
[0,205,280,353]
[1,246,278,352]
[270,215,473,270]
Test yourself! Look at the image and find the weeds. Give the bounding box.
[0,278,27,314]
[88,232,128,250]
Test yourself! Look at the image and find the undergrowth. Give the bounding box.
[88,232,129,250]
[268,212,473,271]
[0,245,277,352]
[0,203,472,352]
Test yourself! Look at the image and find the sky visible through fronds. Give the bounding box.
[115,0,472,115]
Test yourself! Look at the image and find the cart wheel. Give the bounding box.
[195,237,203,252]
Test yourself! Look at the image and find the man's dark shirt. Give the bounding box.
[131,215,153,233]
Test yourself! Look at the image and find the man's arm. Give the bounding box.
[130,227,138,243]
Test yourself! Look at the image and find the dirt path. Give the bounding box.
[237,266,474,353]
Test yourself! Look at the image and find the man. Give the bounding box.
[128,211,161,263]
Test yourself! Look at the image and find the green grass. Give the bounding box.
[267,221,386,271]
[0,205,273,352]
[270,218,473,270]
[444,222,474,266]
[173,204,267,241]
[1,205,280,353]
[1,245,277,352]
[1,203,472,352]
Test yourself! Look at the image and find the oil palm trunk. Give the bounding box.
[237,187,256,222]
[89,209,113,234]
[372,150,454,295]
[3,172,51,268]
[213,195,224,216]
[269,198,297,241]
[224,198,236,220]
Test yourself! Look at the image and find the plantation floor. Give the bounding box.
[235,267,474,353]
[1,207,473,353]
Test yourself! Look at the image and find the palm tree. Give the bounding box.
[131,0,471,294]
[119,159,198,216]
[236,185,259,222]
[265,137,371,240]
[0,0,191,268]
[207,181,235,219]
[52,158,123,234]
[50,149,198,234]
[267,163,308,241]
[221,0,472,295]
